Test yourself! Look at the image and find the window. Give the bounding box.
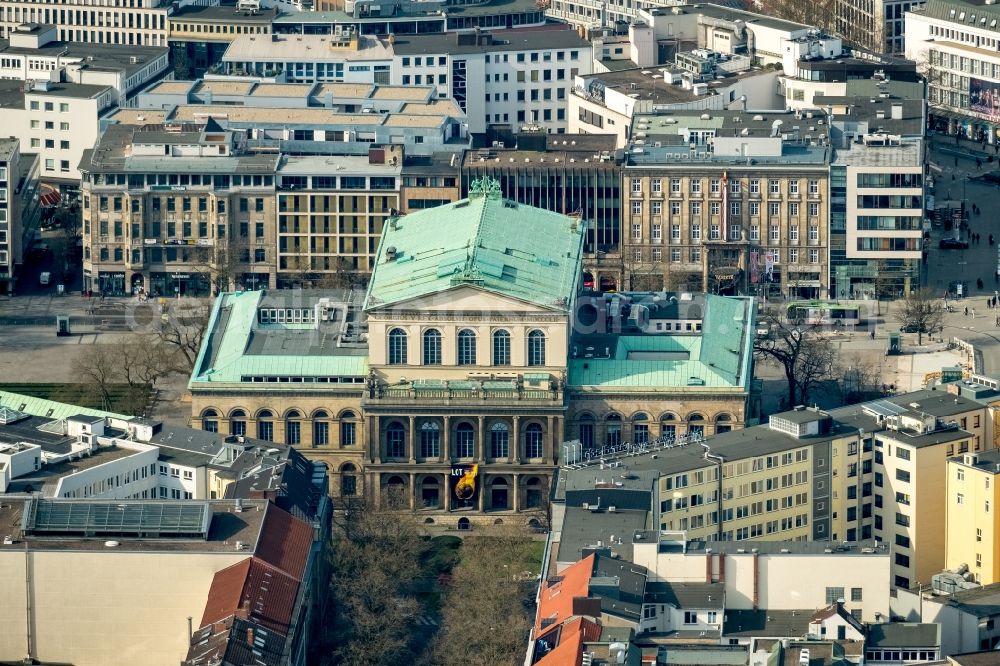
[525,423,543,458]
[313,413,329,447]
[340,411,357,446]
[957,493,965,504]
[631,178,642,193]
[896,469,911,483]
[851,587,863,602]
[420,422,441,458]
[256,411,274,441]
[683,611,698,624]
[895,553,910,567]
[457,329,477,365]
[491,422,510,458]
[825,587,845,604]
[341,463,357,496]
[423,329,442,365]
[286,416,301,445]
[455,423,474,458]
[527,330,546,366]
[386,422,405,458]
[388,328,407,364]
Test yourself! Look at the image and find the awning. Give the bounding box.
[39,188,60,208]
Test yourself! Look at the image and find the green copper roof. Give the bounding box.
[190,290,369,386]
[567,295,755,390]
[0,391,129,420]
[364,178,586,311]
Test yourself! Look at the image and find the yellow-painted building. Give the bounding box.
[946,450,1000,585]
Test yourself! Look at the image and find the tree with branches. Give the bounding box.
[158,301,211,370]
[754,310,838,407]
[898,288,944,345]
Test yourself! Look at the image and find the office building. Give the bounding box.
[621,109,831,299]
[0,140,39,295]
[836,0,926,54]
[79,121,280,296]
[0,79,114,194]
[905,0,1000,142]
[459,133,622,290]
[0,0,177,46]
[0,23,169,105]
[946,450,1000,586]
[167,5,279,78]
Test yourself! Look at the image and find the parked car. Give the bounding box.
[39,271,51,286]
[939,238,970,249]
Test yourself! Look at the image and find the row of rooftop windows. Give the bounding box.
[387,328,546,366]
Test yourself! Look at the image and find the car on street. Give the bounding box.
[939,238,970,249]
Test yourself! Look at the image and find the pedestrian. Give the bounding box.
[870,328,876,340]
[966,306,970,316]
[955,157,960,167]
[973,308,977,319]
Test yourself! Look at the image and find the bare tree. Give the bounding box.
[755,0,837,33]
[835,352,888,405]
[898,288,945,345]
[71,344,119,411]
[754,310,838,407]
[158,302,211,370]
[71,335,178,414]
[325,496,427,666]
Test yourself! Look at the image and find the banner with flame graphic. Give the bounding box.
[451,464,479,501]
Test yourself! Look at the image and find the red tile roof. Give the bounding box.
[200,557,301,634]
[534,616,603,666]
[200,558,252,629]
[535,553,596,633]
[254,503,314,580]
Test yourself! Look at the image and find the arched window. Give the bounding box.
[524,423,544,459]
[457,329,477,365]
[285,410,301,445]
[455,422,474,458]
[385,422,406,459]
[715,413,733,434]
[420,476,441,508]
[525,477,545,509]
[256,409,274,441]
[423,329,442,365]
[660,413,677,441]
[340,463,358,497]
[687,413,705,439]
[312,410,330,447]
[420,421,441,458]
[632,412,650,445]
[578,413,595,448]
[605,413,622,447]
[340,410,357,447]
[527,330,546,366]
[491,422,510,459]
[388,328,407,365]
[201,409,219,433]
[492,329,511,366]
[229,409,247,437]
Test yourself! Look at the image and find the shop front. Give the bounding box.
[98,271,126,296]
[150,272,210,297]
[239,272,270,291]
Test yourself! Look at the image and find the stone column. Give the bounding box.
[441,415,450,463]
[511,415,521,464]
[371,416,381,464]
[408,415,416,463]
[410,473,417,511]
[512,473,521,513]
[478,474,486,513]
[443,473,451,512]
[477,415,486,463]
[546,415,555,464]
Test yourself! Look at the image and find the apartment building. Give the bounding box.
[622,109,831,299]
[0,23,169,105]
[0,79,113,193]
[836,0,926,54]
[0,0,175,46]
[399,152,461,212]
[459,132,622,291]
[905,0,1000,142]
[79,121,279,296]
[275,152,401,285]
[0,140,39,295]
[946,450,1000,586]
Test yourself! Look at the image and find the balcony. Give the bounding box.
[365,378,562,407]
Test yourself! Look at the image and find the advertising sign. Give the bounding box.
[450,464,479,504]
[970,78,1000,121]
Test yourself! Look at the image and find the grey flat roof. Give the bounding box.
[930,582,1000,617]
[558,506,649,563]
[645,581,725,609]
[169,4,280,22]
[390,26,588,56]
[866,623,941,648]
[722,609,810,638]
[0,39,167,77]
